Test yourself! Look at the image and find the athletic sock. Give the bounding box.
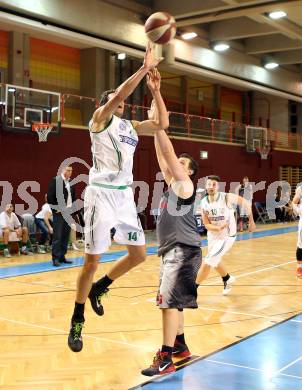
[176,333,186,345]
[161,345,173,358]
[297,264,302,269]
[95,275,113,291]
[72,302,85,322]
[222,273,230,283]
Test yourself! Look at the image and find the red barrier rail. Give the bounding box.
[0,84,301,152]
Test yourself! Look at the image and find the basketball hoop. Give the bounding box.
[32,122,53,142]
[256,144,270,160]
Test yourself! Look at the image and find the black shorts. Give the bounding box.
[157,245,202,309]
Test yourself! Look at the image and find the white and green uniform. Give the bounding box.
[201,192,236,267]
[84,115,145,254]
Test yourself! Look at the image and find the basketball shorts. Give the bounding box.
[84,185,145,254]
[205,235,236,267]
[157,245,202,309]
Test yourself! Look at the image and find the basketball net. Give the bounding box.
[256,144,270,160]
[32,123,53,142]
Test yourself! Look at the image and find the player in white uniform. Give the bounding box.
[68,43,169,352]
[292,185,302,278]
[196,176,256,294]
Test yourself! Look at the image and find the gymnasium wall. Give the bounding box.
[29,38,80,94]
[0,30,8,71]
[1,125,301,228]
[220,87,243,122]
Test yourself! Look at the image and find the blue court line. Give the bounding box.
[132,312,302,390]
[0,225,297,279]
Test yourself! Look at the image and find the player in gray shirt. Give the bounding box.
[141,69,201,377]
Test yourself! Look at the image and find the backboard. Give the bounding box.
[2,84,61,136]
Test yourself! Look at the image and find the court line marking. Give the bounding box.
[276,356,302,374]
[206,359,263,372]
[0,315,148,350]
[206,359,302,380]
[198,306,284,321]
[198,307,302,325]
[204,260,296,286]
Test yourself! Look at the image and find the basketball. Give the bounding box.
[144,12,176,44]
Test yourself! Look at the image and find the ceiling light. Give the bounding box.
[264,62,279,69]
[181,32,197,40]
[268,11,287,19]
[213,43,230,52]
[117,53,126,60]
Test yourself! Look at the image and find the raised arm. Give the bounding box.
[135,68,169,134]
[154,132,172,185]
[91,42,163,131]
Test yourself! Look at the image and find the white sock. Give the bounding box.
[297,264,302,269]
[22,245,27,251]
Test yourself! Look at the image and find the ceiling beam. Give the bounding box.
[175,0,302,27]
[273,50,302,65]
[259,15,302,40]
[246,34,302,54]
[209,17,278,41]
[153,0,223,19]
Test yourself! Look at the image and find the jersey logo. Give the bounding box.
[119,134,138,147]
[119,121,127,131]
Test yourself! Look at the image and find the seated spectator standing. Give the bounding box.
[0,204,33,257]
[35,195,53,254]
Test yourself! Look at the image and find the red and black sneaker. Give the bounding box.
[141,350,176,376]
[172,340,191,358]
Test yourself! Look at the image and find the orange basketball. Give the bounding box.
[144,12,176,44]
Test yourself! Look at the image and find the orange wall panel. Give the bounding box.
[30,38,80,93]
[0,30,8,69]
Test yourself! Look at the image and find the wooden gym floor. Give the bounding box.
[0,222,301,389]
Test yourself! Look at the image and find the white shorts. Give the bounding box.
[297,218,302,249]
[0,230,19,241]
[84,185,145,254]
[204,235,236,267]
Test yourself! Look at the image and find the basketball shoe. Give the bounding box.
[88,283,109,316]
[68,320,84,352]
[141,350,175,376]
[172,340,191,358]
[223,275,236,295]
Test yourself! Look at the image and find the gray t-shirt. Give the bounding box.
[157,187,201,257]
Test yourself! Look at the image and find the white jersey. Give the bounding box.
[88,115,138,186]
[36,203,52,219]
[200,192,236,241]
[0,211,21,230]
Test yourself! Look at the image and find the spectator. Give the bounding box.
[0,204,32,257]
[35,195,53,254]
[47,165,76,267]
[235,176,253,231]
[275,187,291,222]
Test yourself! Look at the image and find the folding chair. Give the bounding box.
[21,213,37,251]
[254,202,270,223]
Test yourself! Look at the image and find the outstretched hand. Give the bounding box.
[146,68,161,93]
[143,41,163,70]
